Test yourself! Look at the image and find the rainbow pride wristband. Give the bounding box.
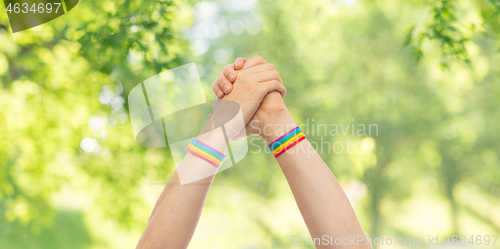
[187,138,226,168]
[269,126,306,158]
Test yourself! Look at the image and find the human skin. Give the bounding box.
[212,56,287,138]
[213,57,372,249]
[136,57,286,249]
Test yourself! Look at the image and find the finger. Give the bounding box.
[212,78,225,98]
[234,57,248,70]
[266,90,284,100]
[259,80,287,98]
[216,71,233,94]
[253,70,283,83]
[223,64,237,83]
[240,55,267,70]
[241,63,276,75]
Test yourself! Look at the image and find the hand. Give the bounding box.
[209,56,287,140]
[212,56,293,141]
[212,56,281,98]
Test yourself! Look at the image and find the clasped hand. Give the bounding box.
[210,56,292,142]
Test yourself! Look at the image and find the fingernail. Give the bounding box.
[217,90,223,97]
[235,62,239,67]
[228,73,234,80]
[223,85,230,93]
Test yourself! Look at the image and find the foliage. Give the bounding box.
[405,0,500,67]
[0,0,191,246]
[1,0,500,248]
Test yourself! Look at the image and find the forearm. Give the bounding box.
[137,126,229,248]
[137,171,214,248]
[262,112,370,249]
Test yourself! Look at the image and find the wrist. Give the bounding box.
[209,99,246,141]
[259,109,297,145]
[197,127,228,153]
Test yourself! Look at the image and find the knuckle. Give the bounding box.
[267,63,275,70]
[217,74,225,86]
[272,71,280,78]
[224,64,233,72]
[221,76,230,84]
[253,55,264,62]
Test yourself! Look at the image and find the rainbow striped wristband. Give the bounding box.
[269,126,306,158]
[187,138,226,168]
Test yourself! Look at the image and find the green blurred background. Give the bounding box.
[1,0,500,248]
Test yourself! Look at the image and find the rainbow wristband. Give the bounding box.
[269,126,306,158]
[187,138,226,168]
